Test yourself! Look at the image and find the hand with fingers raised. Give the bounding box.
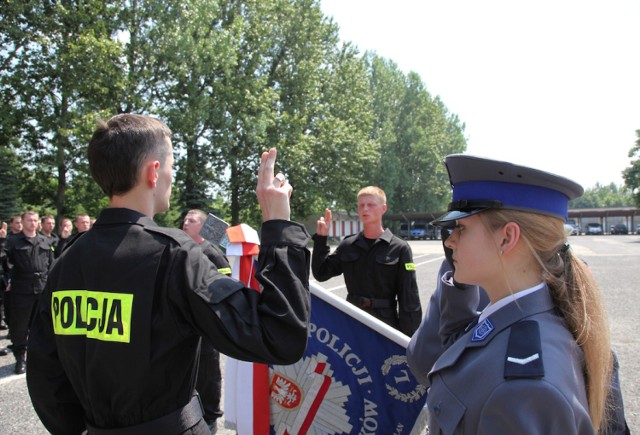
[316,209,332,237]
[256,148,293,222]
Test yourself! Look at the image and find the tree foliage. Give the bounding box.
[367,55,466,214]
[570,183,634,208]
[1,0,124,226]
[1,0,469,231]
[623,129,640,208]
[0,147,21,221]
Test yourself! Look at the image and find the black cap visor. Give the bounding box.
[431,199,503,226]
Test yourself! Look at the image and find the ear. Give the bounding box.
[381,203,388,214]
[498,222,520,255]
[144,160,160,188]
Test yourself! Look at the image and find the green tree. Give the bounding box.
[1,0,125,226]
[0,147,22,221]
[570,182,634,208]
[367,55,466,213]
[141,0,239,222]
[623,129,640,208]
[273,40,379,221]
[366,55,406,211]
[148,0,378,226]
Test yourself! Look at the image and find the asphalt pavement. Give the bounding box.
[0,235,638,434]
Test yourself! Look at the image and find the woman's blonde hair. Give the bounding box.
[483,209,613,432]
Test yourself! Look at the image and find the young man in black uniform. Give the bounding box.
[0,210,55,374]
[311,186,422,336]
[26,114,311,435]
[182,209,231,434]
[39,215,59,250]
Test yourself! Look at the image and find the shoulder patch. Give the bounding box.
[504,320,545,379]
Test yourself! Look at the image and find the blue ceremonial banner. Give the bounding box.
[266,283,428,434]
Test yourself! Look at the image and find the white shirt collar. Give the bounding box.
[478,282,545,322]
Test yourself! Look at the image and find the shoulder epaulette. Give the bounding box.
[504,320,545,379]
[144,225,193,246]
[60,232,86,253]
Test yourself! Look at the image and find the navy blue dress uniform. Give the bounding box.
[26,208,311,435]
[415,154,629,434]
[311,229,422,336]
[0,230,54,372]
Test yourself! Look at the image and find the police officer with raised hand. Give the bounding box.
[26,113,311,435]
[311,187,422,336]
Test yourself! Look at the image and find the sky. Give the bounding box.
[320,0,640,189]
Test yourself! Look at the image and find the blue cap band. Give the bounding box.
[453,180,569,219]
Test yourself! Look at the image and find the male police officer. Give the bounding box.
[311,186,422,336]
[0,210,55,373]
[182,209,232,433]
[26,114,310,435]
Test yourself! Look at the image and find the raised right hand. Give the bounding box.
[0,222,6,238]
[316,209,332,236]
[256,148,293,222]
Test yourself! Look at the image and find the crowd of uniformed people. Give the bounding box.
[0,113,632,434]
[0,213,94,373]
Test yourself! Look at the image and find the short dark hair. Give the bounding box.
[88,114,172,197]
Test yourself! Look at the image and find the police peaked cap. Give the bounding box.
[432,154,584,225]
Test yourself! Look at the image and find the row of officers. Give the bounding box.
[0,213,92,372]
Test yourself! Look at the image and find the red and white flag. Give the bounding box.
[223,224,270,433]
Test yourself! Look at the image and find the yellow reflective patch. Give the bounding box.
[51,290,133,343]
[405,263,416,271]
[217,267,232,275]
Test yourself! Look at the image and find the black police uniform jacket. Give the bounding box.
[199,240,231,276]
[26,208,311,434]
[0,232,54,294]
[311,229,422,336]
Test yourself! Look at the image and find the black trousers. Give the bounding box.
[0,278,8,327]
[195,341,223,423]
[8,292,39,356]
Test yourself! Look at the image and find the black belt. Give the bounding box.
[347,294,395,309]
[86,394,204,435]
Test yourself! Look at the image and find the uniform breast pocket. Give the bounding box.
[375,254,399,267]
[426,376,466,435]
[38,243,52,255]
[339,252,360,264]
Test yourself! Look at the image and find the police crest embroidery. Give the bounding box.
[471,318,494,342]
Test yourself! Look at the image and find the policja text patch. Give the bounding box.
[52,290,133,343]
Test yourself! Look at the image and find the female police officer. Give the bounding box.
[421,154,613,434]
[26,114,310,435]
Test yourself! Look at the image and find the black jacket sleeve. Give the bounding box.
[310,233,343,282]
[175,220,312,365]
